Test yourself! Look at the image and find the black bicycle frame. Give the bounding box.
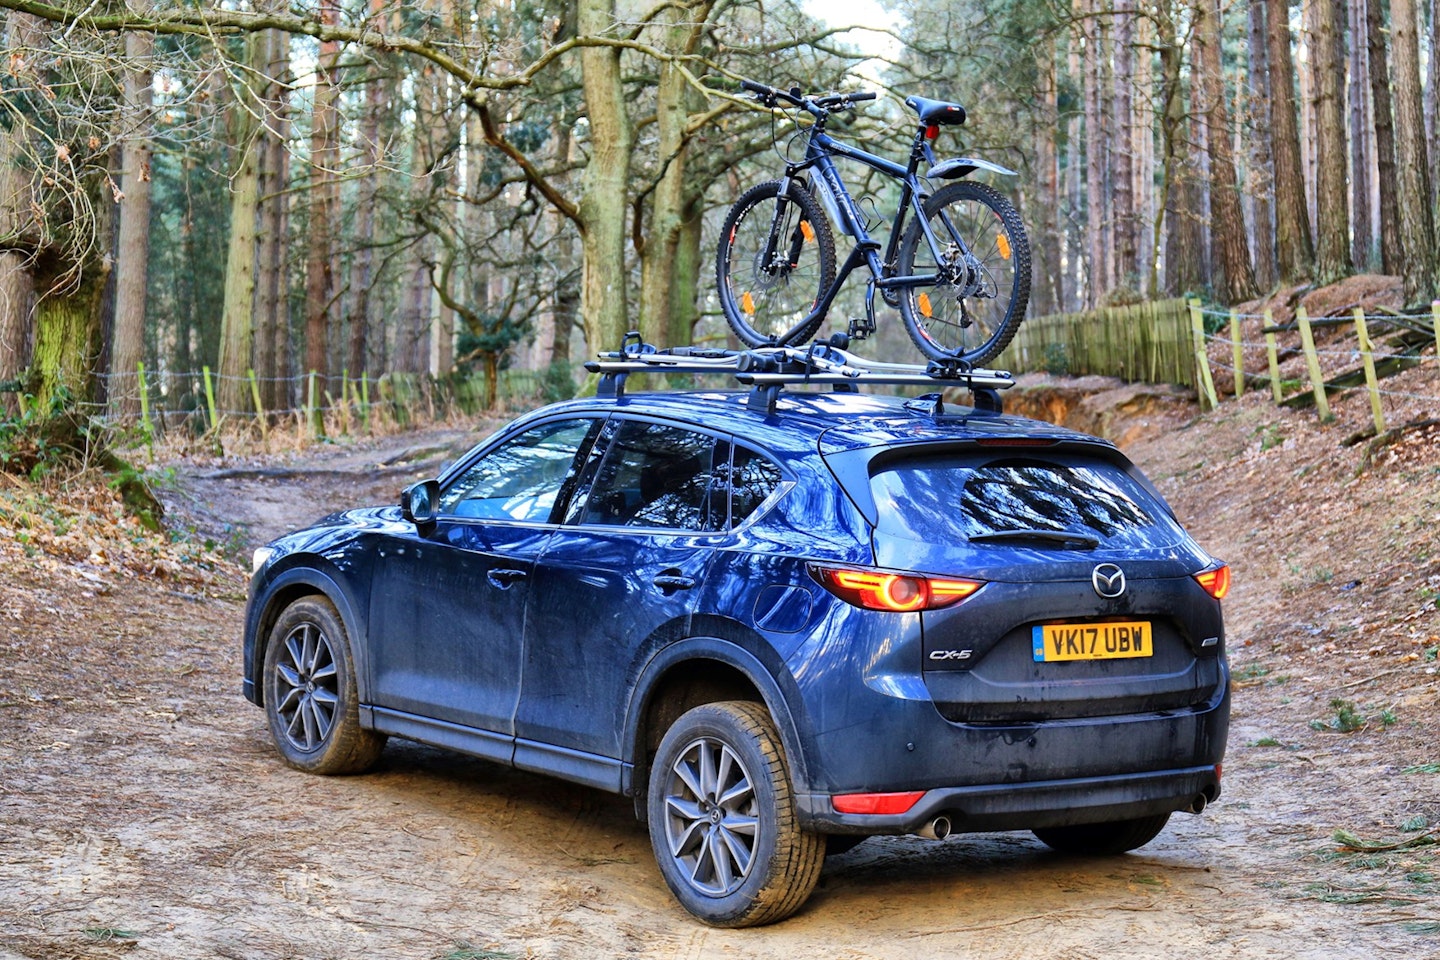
[766,119,970,345]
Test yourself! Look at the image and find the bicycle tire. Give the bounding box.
[717,179,836,347]
[896,180,1030,365]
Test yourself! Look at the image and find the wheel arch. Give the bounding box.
[622,636,811,811]
[246,563,368,707]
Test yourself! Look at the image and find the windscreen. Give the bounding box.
[870,452,1183,550]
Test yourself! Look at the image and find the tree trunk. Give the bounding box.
[108,31,154,418]
[1267,0,1315,280]
[255,26,290,414]
[216,31,265,419]
[31,259,108,410]
[1111,1,1136,293]
[1346,0,1373,271]
[638,4,697,349]
[1196,0,1257,302]
[577,0,633,357]
[1082,1,1108,306]
[1033,40,1063,315]
[1391,0,1437,302]
[1247,0,1277,288]
[0,11,39,396]
[1064,6,1084,310]
[1366,0,1404,275]
[304,0,340,406]
[1309,0,1352,283]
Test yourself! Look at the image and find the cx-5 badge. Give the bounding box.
[1092,563,1126,598]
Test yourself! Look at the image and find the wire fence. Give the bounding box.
[56,366,565,445]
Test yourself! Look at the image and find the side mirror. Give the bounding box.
[400,479,440,526]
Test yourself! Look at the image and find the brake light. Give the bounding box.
[1194,564,1231,600]
[832,790,925,815]
[812,567,983,612]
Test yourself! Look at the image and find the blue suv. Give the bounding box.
[242,386,1229,926]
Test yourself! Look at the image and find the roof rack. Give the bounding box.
[584,332,1014,416]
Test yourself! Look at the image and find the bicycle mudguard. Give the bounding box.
[927,156,1018,180]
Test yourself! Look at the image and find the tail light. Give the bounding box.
[1194,564,1231,600]
[811,566,983,612]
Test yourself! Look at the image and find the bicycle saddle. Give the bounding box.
[905,96,967,126]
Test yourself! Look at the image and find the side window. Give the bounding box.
[438,419,596,522]
[722,444,783,527]
[575,421,720,531]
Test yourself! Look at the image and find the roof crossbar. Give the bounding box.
[584,333,1014,415]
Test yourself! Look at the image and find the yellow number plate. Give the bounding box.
[1033,622,1153,662]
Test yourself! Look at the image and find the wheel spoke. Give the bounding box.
[707,829,736,891]
[716,824,755,876]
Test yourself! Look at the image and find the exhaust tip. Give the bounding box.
[916,815,952,841]
[1187,793,1208,815]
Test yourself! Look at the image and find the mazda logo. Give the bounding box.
[1092,563,1126,598]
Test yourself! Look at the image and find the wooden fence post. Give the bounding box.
[307,370,321,440]
[360,372,371,433]
[1229,309,1245,398]
[1353,308,1386,435]
[1294,307,1331,421]
[201,365,219,432]
[1188,299,1219,410]
[1263,309,1282,403]
[137,362,154,461]
[247,369,268,440]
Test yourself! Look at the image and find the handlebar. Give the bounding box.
[739,78,876,115]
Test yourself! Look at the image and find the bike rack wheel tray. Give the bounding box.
[584,332,1014,416]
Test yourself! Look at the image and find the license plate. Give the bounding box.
[1032,621,1153,662]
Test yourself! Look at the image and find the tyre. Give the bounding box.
[1032,813,1171,856]
[647,701,824,927]
[717,179,836,347]
[896,180,1031,365]
[262,596,385,775]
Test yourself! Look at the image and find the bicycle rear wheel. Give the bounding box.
[896,181,1030,365]
[717,179,836,347]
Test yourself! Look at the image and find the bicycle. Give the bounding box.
[717,78,1031,367]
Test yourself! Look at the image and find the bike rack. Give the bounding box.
[584,333,1014,416]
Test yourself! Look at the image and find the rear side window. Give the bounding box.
[871,453,1180,548]
[575,420,722,531]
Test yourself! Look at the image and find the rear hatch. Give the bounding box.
[850,441,1225,723]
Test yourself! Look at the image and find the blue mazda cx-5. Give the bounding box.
[242,388,1230,927]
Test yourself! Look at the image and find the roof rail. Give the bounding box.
[584,333,1014,415]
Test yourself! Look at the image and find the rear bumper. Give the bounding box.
[797,763,1222,835]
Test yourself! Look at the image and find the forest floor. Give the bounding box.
[0,354,1438,960]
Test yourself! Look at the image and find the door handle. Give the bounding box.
[652,573,697,593]
[487,568,528,588]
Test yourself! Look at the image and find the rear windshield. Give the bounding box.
[870,453,1182,548]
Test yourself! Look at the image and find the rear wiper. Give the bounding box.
[968,529,1100,550]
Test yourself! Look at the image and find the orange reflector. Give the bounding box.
[740,291,755,316]
[801,220,815,242]
[1194,564,1231,600]
[832,791,926,815]
[997,233,1012,260]
[917,292,933,318]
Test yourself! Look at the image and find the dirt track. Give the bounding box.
[2,386,1438,959]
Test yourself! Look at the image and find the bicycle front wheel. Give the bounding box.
[896,181,1030,365]
[717,179,836,347]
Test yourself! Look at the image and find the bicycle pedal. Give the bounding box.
[846,319,874,340]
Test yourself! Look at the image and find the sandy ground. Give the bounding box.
[1,369,1437,960]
